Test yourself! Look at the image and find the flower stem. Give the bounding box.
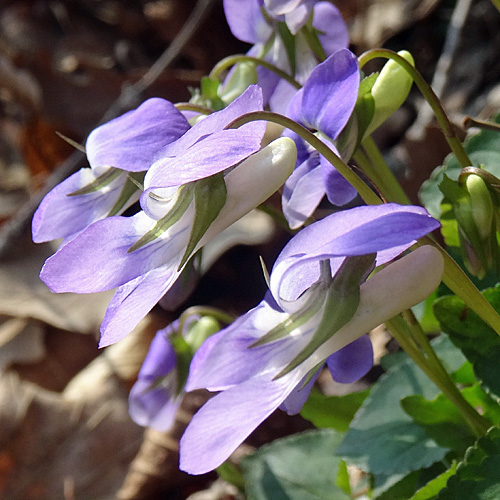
[385,315,491,437]
[209,54,301,90]
[358,49,472,168]
[227,110,382,205]
[421,236,500,337]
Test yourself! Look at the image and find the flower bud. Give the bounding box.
[364,50,415,137]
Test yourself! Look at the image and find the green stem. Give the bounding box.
[358,49,472,168]
[386,315,490,437]
[227,111,382,205]
[175,103,213,114]
[209,54,301,90]
[422,236,500,337]
[361,136,411,204]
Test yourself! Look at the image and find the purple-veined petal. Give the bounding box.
[144,129,263,190]
[313,2,349,55]
[223,0,271,44]
[40,208,192,294]
[32,168,129,243]
[271,204,440,301]
[326,334,373,383]
[99,264,183,346]
[86,98,189,172]
[301,49,359,139]
[155,85,266,159]
[282,157,325,229]
[320,152,357,206]
[283,0,314,34]
[179,370,303,475]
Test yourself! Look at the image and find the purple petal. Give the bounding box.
[283,0,314,33]
[40,210,191,294]
[282,158,325,229]
[280,368,320,414]
[129,380,183,431]
[301,49,359,139]
[265,0,304,16]
[86,98,189,172]
[180,372,301,475]
[326,334,373,383]
[156,85,265,159]
[271,204,440,301]
[186,302,292,391]
[139,327,177,379]
[223,0,271,44]
[320,153,357,206]
[32,168,129,243]
[144,129,263,189]
[100,264,182,346]
[313,2,349,55]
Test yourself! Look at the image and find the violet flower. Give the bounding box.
[129,315,219,431]
[179,204,443,474]
[282,48,360,229]
[223,0,349,111]
[39,86,297,347]
[32,98,190,243]
[129,323,184,432]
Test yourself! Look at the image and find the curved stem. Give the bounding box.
[175,103,213,114]
[421,236,500,337]
[209,54,301,90]
[386,315,491,437]
[227,111,382,205]
[358,49,472,168]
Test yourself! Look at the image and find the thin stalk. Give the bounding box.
[422,236,500,337]
[358,49,472,168]
[386,316,491,437]
[227,111,382,205]
[209,54,301,90]
[361,136,411,205]
[175,103,213,114]
[490,0,500,13]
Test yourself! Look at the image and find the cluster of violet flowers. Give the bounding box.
[33,0,459,476]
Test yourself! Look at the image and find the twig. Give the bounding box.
[0,0,216,259]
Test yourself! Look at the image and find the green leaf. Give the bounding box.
[408,463,457,500]
[178,172,227,269]
[300,389,369,432]
[436,427,500,500]
[434,285,500,400]
[337,336,466,476]
[241,429,350,500]
[107,172,144,216]
[401,393,475,453]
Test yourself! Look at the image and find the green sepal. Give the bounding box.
[301,24,327,62]
[107,172,144,216]
[274,254,376,379]
[277,21,296,76]
[184,315,220,352]
[354,73,377,140]
[199,77,224,110]
[128,184,195,253]
[178,172,227,270]
[67,167,122,196]
[219,61,258,107]
[249,280,328,349]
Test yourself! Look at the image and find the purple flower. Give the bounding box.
[32,98,190,243]
[129,323,184,431]
[282,48,360,229]
[222,0,349,111]
[179,204,443,474]
[39,86,297,347]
